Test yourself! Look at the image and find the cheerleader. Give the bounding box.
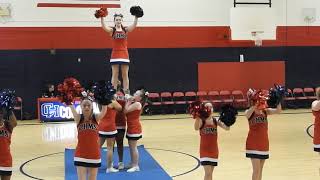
[69,97,107,180]
[98,97,122,173]
[124,88,148,172]
[0,109,17,180]
[312,87,320,153]
[100,12,139,95]
[193,102,229,180]
[114,83,127,170]
[245,90,281,180]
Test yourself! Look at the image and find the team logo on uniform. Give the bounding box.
[78,123,98,131]
[0,129,9,137]
[114,32,127,39]
[251,116,268,124]
[202,127,217,134]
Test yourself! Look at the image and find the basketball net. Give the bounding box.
[251,31,263,47]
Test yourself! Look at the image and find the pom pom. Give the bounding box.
[247,88,269,109]
[0,89,17,112]
[219,104,238,127]
[188,100,211,119]
[247,88,256,100]
[257,90,269,110]
[199,105,212,119]
[57,77,84,105]
[94,8,108,18]
[188,100,201,118]
[91,81,116,105]
[130,6,144,18]
[267,89,278,108]
[267,84,287,108]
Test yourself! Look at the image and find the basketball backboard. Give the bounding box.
[230,7,277,40]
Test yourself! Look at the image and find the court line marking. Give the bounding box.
[145,147,201,177]
[19,152,62,180]
[19,148,200,179]
[306,124,314,138]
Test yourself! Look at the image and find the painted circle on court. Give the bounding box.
[20,148,200,179]
[306,124,314,138]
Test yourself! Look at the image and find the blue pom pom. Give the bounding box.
[0,89,17,111]
[267,84,287,107]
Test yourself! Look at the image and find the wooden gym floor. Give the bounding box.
[10,109,320,180]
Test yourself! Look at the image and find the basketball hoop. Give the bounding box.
[251,31,264,47]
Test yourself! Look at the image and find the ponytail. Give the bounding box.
[139,89,149,108]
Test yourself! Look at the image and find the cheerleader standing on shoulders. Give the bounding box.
[97,6,143,95]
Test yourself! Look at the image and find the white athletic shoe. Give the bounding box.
[106,167,119,173]
[127,166,140,173]
[118,162,124,170]
[125,164,133,169]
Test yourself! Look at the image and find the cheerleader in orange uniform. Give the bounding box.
[312,87,320,153]
[115,88,127,170]
[245,90,281,180]
[100,13,139,95]
[124,88,148,172]
[0,110,17,180]
[98,97,122,173]
[193,102,229,180]
[69,98,107,180]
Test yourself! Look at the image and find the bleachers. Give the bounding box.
[145,87,319,115]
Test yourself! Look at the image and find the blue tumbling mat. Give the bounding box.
[65,145,172,180]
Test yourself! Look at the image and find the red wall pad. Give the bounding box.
[198,61,285,93]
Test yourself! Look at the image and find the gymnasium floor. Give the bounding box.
[10,109,320,180]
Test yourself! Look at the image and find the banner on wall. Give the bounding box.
[39,101,100,122]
